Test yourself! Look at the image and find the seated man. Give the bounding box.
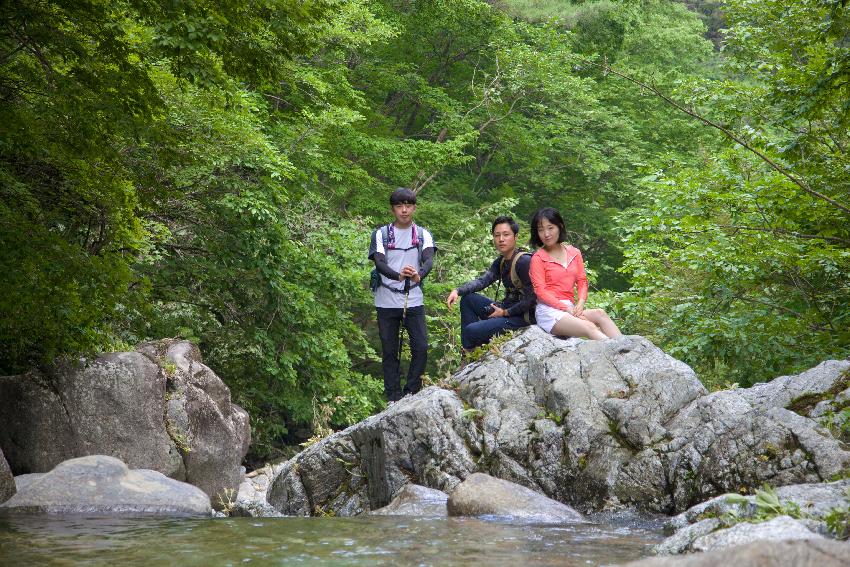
[446,216,536,350]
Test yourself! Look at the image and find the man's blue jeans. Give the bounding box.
[460,293,529,350]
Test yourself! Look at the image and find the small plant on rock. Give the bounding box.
[723,485,803,526]
[824,489,850,540]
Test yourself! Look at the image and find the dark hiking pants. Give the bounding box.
[376,305,427,401]
[460,293,529,350]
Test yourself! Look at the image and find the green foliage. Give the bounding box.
[612,0,850,387]
[825,489,850,540]
[724,485,803,525]
[820,408,850,444]
[5,0,844,463]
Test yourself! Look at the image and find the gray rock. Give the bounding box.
[268,387,478,516]
[621,539,850,567]
[370,484,448,517]
[0,448,14,504]
[658,480,850,554]
[655,517,723,556]
[232,461,287,517]
[0,353,181,477]
[13,473,43,493]
[265,327,850,517]
[738,359,850,415]
[0,455,211,516]
[0,340,250,511]
[691,516,823,552]
[137,340,251,510]
[447,472,584,522]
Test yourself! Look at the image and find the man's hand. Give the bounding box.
[399,265,420,282]
[488,304,508,318]
[446,289,459,309]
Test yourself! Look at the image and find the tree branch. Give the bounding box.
[585,59,850,216]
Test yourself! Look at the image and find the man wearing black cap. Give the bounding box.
[368,188,436,402]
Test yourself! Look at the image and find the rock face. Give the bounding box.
[268,388,478,516]
[371,484,448,517]
[447,472,584,522]
[621,539,850,567]
[0,455,211,516]
[656,480,850,554]
[0,448,14,504]
[0,340,250,510]
[267,328,850,517]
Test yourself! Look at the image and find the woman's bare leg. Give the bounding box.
[581,308,622,338]
[551,312,607,340]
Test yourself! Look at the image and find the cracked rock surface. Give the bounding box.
[656,480,850,554]
[0,340,250,510]
[267,328,850,517]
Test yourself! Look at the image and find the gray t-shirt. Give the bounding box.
[370,225,434,309]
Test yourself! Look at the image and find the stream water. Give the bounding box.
[0,513,664,566]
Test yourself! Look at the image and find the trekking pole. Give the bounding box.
[396,277,411,390]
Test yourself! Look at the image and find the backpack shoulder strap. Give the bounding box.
[510,251,531,289]
[415,224,425,266]
[381,224,390,250]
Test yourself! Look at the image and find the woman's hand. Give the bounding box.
[573,300,586,318]
[561,300,574,314]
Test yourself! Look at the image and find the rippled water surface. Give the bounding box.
[0,514,664,566]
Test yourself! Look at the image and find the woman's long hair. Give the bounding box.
[529,207,566,248]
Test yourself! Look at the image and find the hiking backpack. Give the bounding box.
[369,223,426,293]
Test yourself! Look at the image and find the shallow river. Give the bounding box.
[0,513,664,566]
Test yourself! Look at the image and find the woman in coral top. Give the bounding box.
[529,207,622,340]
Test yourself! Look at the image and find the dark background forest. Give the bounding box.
[2,0,848,463]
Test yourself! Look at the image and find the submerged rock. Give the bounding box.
[447,472,584,522]
[267,328,850,517]
[0,455,211,516]
[0,448,14,504]
[621,539,850,567]
[371,484,448,517]
[0,340,250,510]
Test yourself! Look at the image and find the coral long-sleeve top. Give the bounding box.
[529,244,589,309]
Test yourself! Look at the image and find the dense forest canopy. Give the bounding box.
[2,0,847,461]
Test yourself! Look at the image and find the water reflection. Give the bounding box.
[0,514,664,566]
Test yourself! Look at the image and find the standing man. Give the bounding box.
[446,216,536,350]
[368,188,436,402]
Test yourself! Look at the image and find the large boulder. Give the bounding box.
[266,328,850,517]
[136,340,251,510]
[0,448,14,504]
[0,455,211,516]
[620,539,850,567]
[447,472,584,522]
[0,340,250,510]
[268,387,478,516]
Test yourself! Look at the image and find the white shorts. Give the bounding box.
[535,300,574,334]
